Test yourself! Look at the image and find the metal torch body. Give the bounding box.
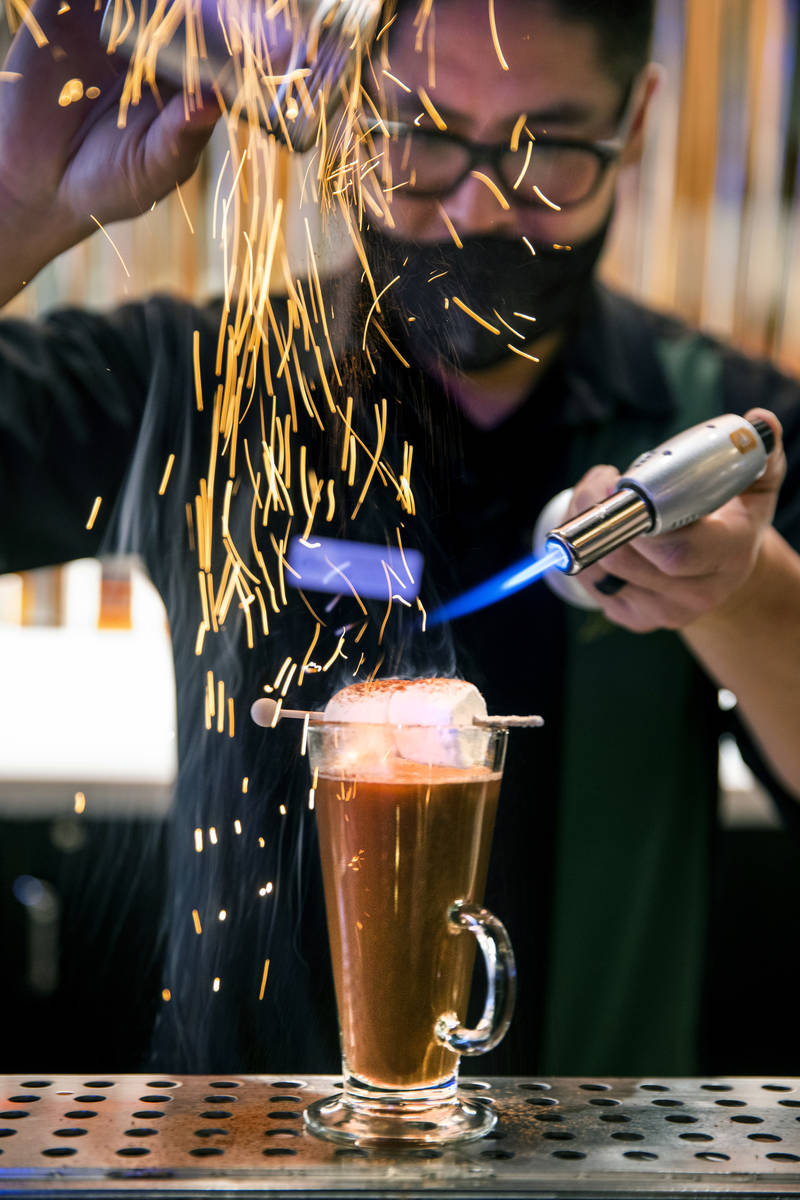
[543,414,774,577]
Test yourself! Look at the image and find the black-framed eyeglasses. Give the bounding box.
[381,119,624,210]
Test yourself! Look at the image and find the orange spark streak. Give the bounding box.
[436,204,463,249]
[417,87,447,130]
[533,184,562,211]
[158,453,176,495]
[488,0,509,69]
[510,113,527,153]
[89,215,130,276]
[86,496,102,530]
[470,170,510,210]
[451,296,501,335]
[258,958,270,1000]
[513,140,533,190]
[192,909,202,935]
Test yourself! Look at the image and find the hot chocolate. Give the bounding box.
[314,757,501,1089]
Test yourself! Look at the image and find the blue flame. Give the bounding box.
[427,543,570,626]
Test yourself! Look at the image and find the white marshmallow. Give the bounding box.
[323,678,489,769]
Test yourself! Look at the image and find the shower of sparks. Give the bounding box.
[96,0,448,1023]
[85,496,102,530]
[488,0,509,70]
[73,791,86,814]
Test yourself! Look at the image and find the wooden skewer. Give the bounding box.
[250,697,543,729]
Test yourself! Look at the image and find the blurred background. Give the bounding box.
[1,0,799,1073]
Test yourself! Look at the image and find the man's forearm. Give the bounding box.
[682,526,800,800]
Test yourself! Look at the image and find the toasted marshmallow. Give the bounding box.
[324,678,486,726]
[323,678,489,768]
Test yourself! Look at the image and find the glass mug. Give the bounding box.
[304,721,515,1146]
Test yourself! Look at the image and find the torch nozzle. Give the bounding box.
[545,489,653,575]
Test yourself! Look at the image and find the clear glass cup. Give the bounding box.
[304,720,515,1146]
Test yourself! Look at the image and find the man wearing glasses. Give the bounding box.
[1,0,800,1078]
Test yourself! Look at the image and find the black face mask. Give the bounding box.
[364,221,610,373]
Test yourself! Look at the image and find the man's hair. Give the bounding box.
[546,0,655,91]
[390,0,655,94]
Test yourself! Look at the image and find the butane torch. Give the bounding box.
[429,413,775,624]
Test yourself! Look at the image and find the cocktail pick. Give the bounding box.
[251,697,543,729]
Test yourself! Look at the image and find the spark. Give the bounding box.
[86,496,102,530]
[73,791,86,814]
[417,86,447,130]
[507,344,541,363]
[522,236,536,257]
[174,181,195,234]
[242,777,249,793]
[532,184,562,211]
[488,0,509,70]
[258,837,266,848]
[417,596,428,631]
[513,311,538,322]
[192,909,203,935]
[212,977,221,992]
[362,274,400,349]
[194,828,203,853]
[513,140,533,190]
[493,309,525,339]
[218,909,227,921]
[470,170,510,210]
[161,988,172,1002]
[258,958,270,1000]
[89,215,130,277]
[308,788,315,810]
[158,453,176,495]
[234,819,242,835]
[7,0,47,46]
[451,296,501,336]
[300,713,310,757]
[436,204,463,249]
[209,826,218,845]
[382,68,411,93]
[279,804,287,816]
[510,113,527,153]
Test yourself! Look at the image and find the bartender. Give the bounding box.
[1,0,800,1077]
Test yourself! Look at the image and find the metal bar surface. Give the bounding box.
[1,1075,799,1197]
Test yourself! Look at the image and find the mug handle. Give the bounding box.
[435,900,517,1056]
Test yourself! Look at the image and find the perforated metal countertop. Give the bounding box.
[1,1075,799,1197]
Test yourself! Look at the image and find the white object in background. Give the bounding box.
[0,573,23,626]
[0,627,177,786]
